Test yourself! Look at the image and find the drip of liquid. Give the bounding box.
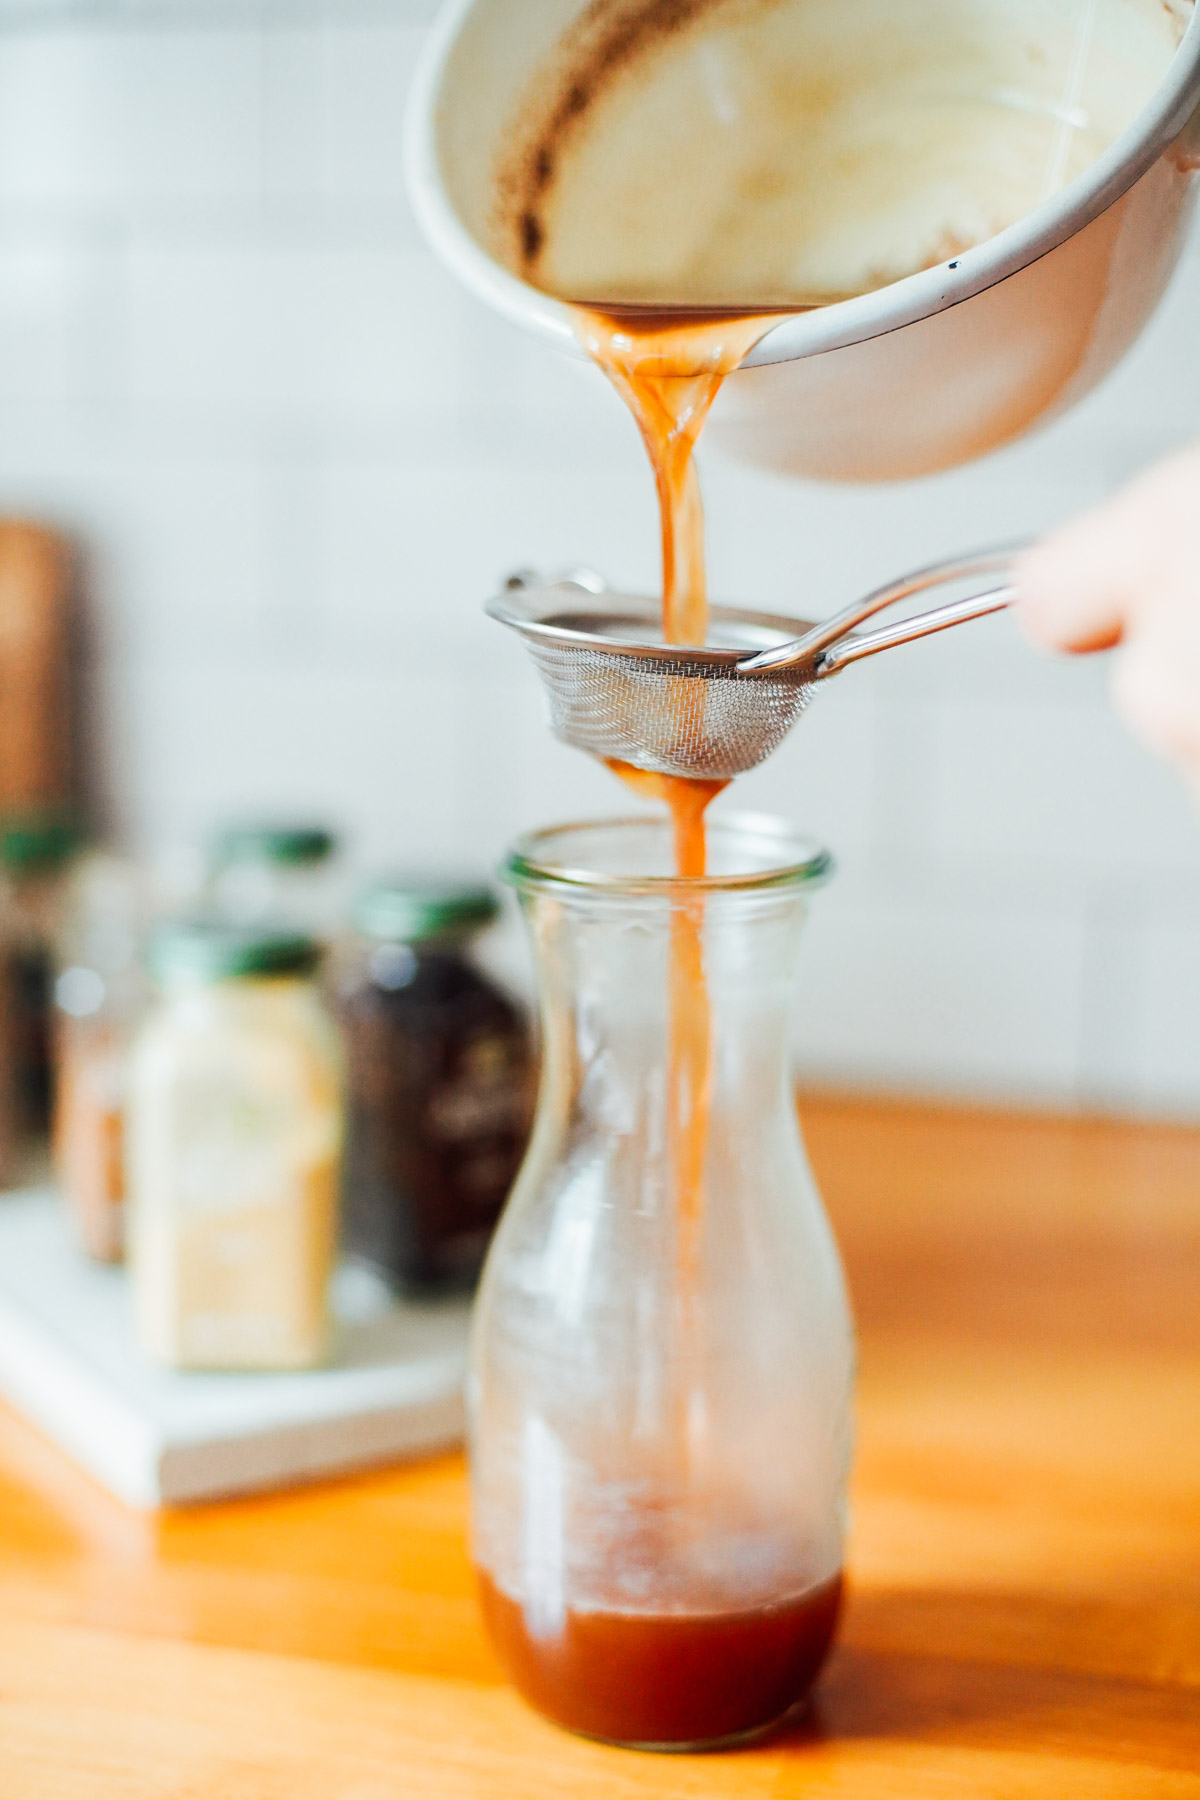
[478,1567,844,1747]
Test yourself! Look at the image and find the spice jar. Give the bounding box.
[472,816,853,1750]
[0,817,82,1181]
[53,854,147,1262]
[210,824,341,938]
[127,923,343,1371]
[338,879,534,1294]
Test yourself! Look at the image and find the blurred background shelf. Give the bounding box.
[0,1188,469,1507]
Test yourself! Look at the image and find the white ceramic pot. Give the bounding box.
[405,0,1200,481]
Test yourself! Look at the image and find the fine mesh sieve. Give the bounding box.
[487,549,1018,781]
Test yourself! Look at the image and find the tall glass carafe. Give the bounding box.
[471,814,854,1750]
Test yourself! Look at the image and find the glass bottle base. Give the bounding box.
[568,1692,817,1755]
[478,1568,843,1752]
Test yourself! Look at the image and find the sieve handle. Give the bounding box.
[735,544,1024,675]
[816,584,1014,675]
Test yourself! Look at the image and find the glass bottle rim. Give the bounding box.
[504,813,833,897]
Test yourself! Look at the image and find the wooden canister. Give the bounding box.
[0,521,73,819]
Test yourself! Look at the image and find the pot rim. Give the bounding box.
[405,0,1200,369]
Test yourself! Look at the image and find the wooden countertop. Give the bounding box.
[3,1096,1200,1797]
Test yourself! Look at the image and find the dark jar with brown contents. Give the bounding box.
[337,880,534,1294]
[0,817,82,1184]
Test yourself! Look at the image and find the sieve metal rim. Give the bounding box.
[485,587,825,685]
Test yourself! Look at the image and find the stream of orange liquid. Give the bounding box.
[604,762,728,1293]
[572,309,769,647]
[573,306,768,1309]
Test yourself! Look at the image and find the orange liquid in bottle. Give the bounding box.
[478,1568,843,1748]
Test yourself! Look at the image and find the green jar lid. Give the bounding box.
[0,816,84,874]
[353,878,499,945]
[214,824,337,868]
[148,920,322,986]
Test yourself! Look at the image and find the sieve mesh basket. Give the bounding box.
[488,552,1016,781]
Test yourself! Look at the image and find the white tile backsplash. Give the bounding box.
[322,462,659,661]
[96,458,269,658]
[308,249,469,412]
[129,241,472,415]
[930,695,1200,879]
[733,683,879,864]
[128,244,268,408]
[1139,920,1200,1110]
[0,236,126,401]
[319,25,425,200]
[261,27,327,201]
[0,9,1198,1116]
[790,868,1088,1103]
[1074,898,1153,1112]
[116,660,469,871]
[0,30,262,207]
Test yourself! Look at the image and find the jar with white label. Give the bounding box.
[127,923,343,1371]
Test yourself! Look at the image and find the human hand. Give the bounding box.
[1015,442,1200,789]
